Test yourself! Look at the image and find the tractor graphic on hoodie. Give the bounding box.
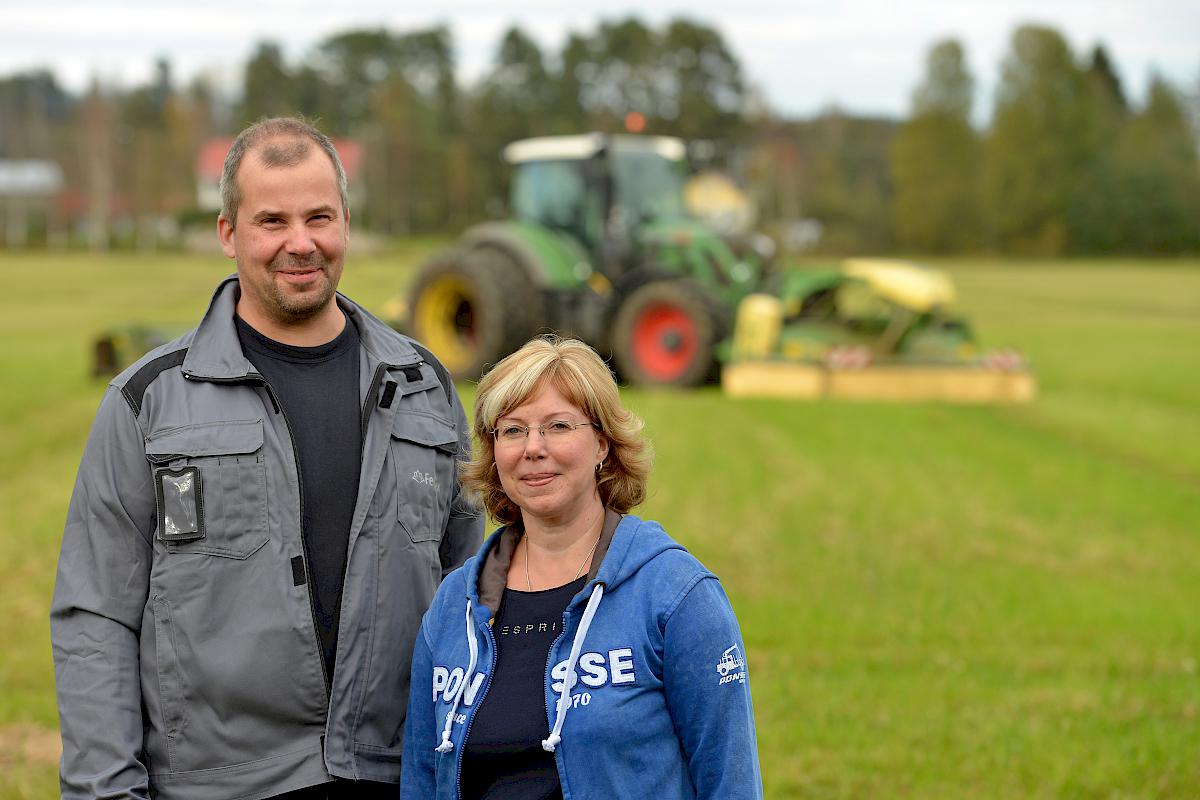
[716,644,745,677]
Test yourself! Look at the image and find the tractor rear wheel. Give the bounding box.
[408,247,542,379]
[611,280,723,387]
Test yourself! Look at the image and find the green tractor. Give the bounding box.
[86,133,1032,402]
[405,133,769,386]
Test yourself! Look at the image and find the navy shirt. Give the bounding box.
[461,576,587,800]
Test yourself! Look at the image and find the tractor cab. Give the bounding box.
[406,133,768,386]
[504,134,690,275]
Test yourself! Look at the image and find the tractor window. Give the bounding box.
[511,160,588,233]
[611,152,687,222]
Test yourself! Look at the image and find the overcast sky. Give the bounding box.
[3,0,1197,120]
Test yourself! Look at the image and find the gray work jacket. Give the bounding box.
[51,276,482,800]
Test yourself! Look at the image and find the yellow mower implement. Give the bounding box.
[721,260,1036,403]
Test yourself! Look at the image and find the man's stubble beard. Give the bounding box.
[267,251,337,321]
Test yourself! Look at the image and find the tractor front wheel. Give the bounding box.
[611,280,722,387]
[408,248,541,379]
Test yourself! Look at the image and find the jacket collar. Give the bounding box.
[182,274,422,380]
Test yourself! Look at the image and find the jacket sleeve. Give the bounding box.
[662,575,763,800]
[401,615,439,798]
[439,387,483,578]
[50,387,155,798]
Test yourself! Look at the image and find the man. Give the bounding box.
[51,117,482,799]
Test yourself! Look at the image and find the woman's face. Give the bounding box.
[493,383,609,528]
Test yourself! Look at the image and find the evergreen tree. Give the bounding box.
[556,33,592,132]
[468,27,555,219]
[1085,45,1128,116]
[310,26,460,231]
[661,18,745,142]
[0,70,71,158]
[239,43,300,125]
[1066,44,1132,252]
[555,16,746,139]
[80,79,116,250]
[1115,76,1200,252]
[890,40,982,252]
[801,111,898,253]
[121,59,175,249]
[984,25,1095,254]
[574,17,660,131]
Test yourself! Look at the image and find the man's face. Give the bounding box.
[218,143,349,330]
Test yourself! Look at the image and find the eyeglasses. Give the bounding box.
[492,419,598,445]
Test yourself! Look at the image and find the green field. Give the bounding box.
[2,249,1198,797]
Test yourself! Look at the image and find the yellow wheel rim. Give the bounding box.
[414,276,476,373]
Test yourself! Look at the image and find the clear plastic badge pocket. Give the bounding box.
[154,466,205,543]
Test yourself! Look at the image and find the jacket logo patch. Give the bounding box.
[412,471,438,488]
[716,644,747,685]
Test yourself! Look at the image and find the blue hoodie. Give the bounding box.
[401,513,763,800]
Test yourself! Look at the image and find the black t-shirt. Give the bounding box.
[461,576,587,800]
[235,314,362,680]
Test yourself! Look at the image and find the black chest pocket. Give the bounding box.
[390,410,458,544]
[145,419,269,559]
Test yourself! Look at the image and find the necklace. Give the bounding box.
[525,532,601,592]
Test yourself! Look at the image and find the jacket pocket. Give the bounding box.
[390,410,458,543]
[151,595,188,751]
[145,419,269,559]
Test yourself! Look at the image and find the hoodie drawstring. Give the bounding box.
[435,598,479,753]
[542,583,605,752]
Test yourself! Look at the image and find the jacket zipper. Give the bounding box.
[360,362,390,444]
[456,607,498,800]
[449,590,585,797]
[185,371,332,698]
[344,357,420,729]
[264,380,333,698]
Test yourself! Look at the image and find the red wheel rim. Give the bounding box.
[631,303,698,381]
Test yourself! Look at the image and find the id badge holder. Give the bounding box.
[154,466,206,543]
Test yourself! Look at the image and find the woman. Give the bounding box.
[402,337,761,800]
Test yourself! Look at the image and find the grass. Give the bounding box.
[2,250,1197,797]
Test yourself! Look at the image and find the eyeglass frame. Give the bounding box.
[490,419,600,445]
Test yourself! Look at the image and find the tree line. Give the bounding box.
[0,19,1196,255]
[890,30,1200,254]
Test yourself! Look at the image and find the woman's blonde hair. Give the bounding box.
[461,336,652,525]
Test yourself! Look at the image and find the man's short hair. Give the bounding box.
[219,117,349,226]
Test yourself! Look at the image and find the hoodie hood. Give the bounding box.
[590,513,687,592]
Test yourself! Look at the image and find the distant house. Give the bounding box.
[0,159,65,246]
[195,137,365,213]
